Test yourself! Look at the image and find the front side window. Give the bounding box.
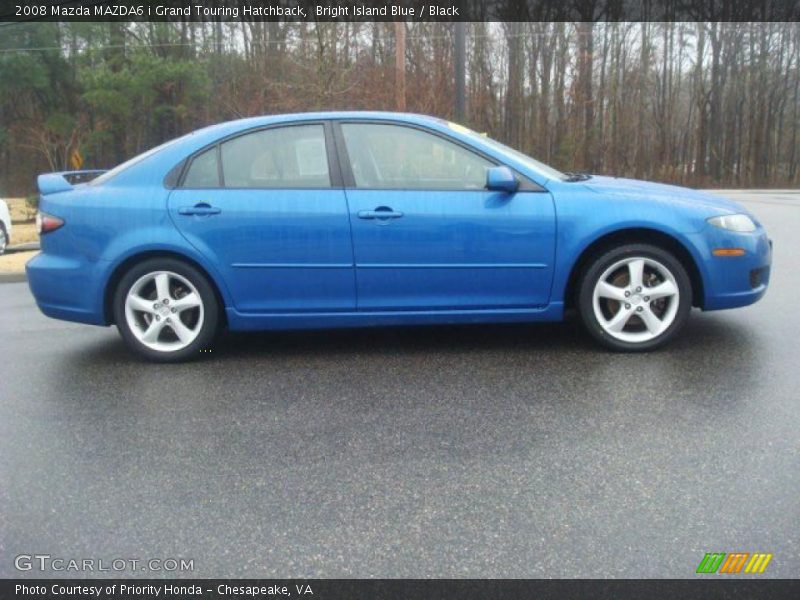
[220,124,330,189]
[341,123,493,190]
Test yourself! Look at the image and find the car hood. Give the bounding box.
[579,175,747,215]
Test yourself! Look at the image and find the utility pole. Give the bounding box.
[395,22,406,112]
[454,22,466,122]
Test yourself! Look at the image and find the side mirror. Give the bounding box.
[486,166,519,193]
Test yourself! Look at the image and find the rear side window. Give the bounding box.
[220,124,330,189]
[182,147,220,188]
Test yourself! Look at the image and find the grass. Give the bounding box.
[0,250,37,273]
[5,197,36,222]
[0,220,39,274]
[11,221,39,245]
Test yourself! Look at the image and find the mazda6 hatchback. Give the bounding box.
[26,112,772,361]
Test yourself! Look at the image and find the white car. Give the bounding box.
[0,199,12,255]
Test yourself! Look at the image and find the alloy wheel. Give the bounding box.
[124,270,204,352]
[591,256,680,343]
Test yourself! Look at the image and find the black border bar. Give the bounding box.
[3,579,800,600]
[2,0,800,22]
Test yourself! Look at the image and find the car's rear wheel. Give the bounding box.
[0,224,7,256]
[113,258,219,362]
[578,244,692,351]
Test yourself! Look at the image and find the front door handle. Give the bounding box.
[178,203,221,216]
[358,208,404,220]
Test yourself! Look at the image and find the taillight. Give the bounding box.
[36,211,65,235]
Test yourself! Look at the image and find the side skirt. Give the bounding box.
[225,303,564,331]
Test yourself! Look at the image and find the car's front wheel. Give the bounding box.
[0,224,7,256]
[578,244,692,351]
[113,258,219,362]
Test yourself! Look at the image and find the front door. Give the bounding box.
[337,122,556,310]
[168,123,355,313]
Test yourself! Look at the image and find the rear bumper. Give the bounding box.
[687,228,772,311]
[26,253,108,325]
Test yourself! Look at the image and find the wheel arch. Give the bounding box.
[103,250,228,326]
[563,227,705,310]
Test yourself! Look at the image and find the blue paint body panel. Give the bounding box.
[26,111,772,333]
[345,189,556,310]
[167,187,356,313]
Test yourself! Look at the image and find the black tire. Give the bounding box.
[0,223,7,256]
[577,243,692,352]
[113,257,219,362]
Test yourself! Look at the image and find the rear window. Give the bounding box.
[91,133,194,186]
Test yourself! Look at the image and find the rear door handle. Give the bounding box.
[358,209,404,220]
[178,203,221,216]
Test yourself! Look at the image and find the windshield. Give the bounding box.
[445,122,569,182]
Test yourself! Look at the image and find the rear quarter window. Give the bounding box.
[182,148,220,188]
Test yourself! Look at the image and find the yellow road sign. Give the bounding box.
[70,149,83,170]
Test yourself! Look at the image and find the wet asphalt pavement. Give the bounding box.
[1,192,798,579]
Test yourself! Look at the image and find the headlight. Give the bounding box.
[707,214,756,233]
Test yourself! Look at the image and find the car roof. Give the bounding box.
[221,110,441,124]
[198,111,445,137]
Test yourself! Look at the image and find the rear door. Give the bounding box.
[168,122,356,313]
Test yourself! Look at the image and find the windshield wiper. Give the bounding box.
[564,171,592,182]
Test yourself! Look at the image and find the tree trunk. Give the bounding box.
[394,22,406,112]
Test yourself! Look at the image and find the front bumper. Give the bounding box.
[687,226,772,311]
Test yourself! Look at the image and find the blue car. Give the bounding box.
[27,112,772,361]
